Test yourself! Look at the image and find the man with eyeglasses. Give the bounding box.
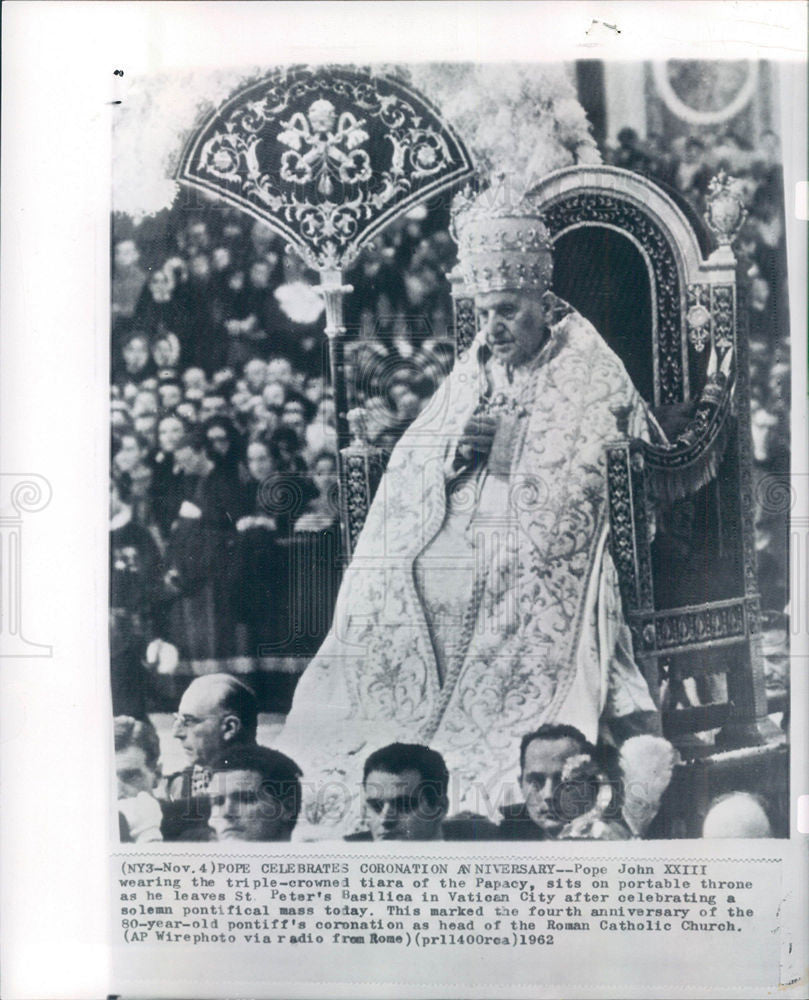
[346,743,497,842]
[161,673,258,840]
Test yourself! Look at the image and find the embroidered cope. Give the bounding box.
[278,307,656,836]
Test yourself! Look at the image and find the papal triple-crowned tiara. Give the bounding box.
[451,175,554,295]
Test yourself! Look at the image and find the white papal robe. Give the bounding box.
[277,301,657,837]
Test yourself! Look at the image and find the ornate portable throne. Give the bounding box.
[451,165,787,835]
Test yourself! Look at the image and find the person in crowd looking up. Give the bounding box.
[182,366,208,396]
[152,331,182,376]
[294,450,340,534]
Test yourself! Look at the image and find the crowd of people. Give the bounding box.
[115,673,776,843]
[110,203,457,716]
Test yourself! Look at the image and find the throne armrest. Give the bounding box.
[646,345,735,506]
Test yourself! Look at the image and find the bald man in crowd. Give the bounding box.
[162,673,258,840]
[701,792,773,839]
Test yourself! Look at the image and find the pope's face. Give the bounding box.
[476,290,547,368]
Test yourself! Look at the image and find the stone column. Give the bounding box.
[602,62,648,146]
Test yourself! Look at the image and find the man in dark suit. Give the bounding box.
[346,743,497,842]
[498,724,596,840]
[207,744,302,842]
[162,673,258,839]
[109,473,162,718]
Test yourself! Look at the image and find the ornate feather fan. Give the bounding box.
[176,65,475,273]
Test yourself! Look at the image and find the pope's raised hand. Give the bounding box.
[457,412,498,464]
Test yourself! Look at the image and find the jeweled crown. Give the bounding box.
[451,176,553,295]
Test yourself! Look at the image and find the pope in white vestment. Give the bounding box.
[277,187,659,836]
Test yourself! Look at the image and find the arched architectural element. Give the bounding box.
[531,165,732,407]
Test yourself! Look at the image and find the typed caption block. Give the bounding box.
[115,855,778,950]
